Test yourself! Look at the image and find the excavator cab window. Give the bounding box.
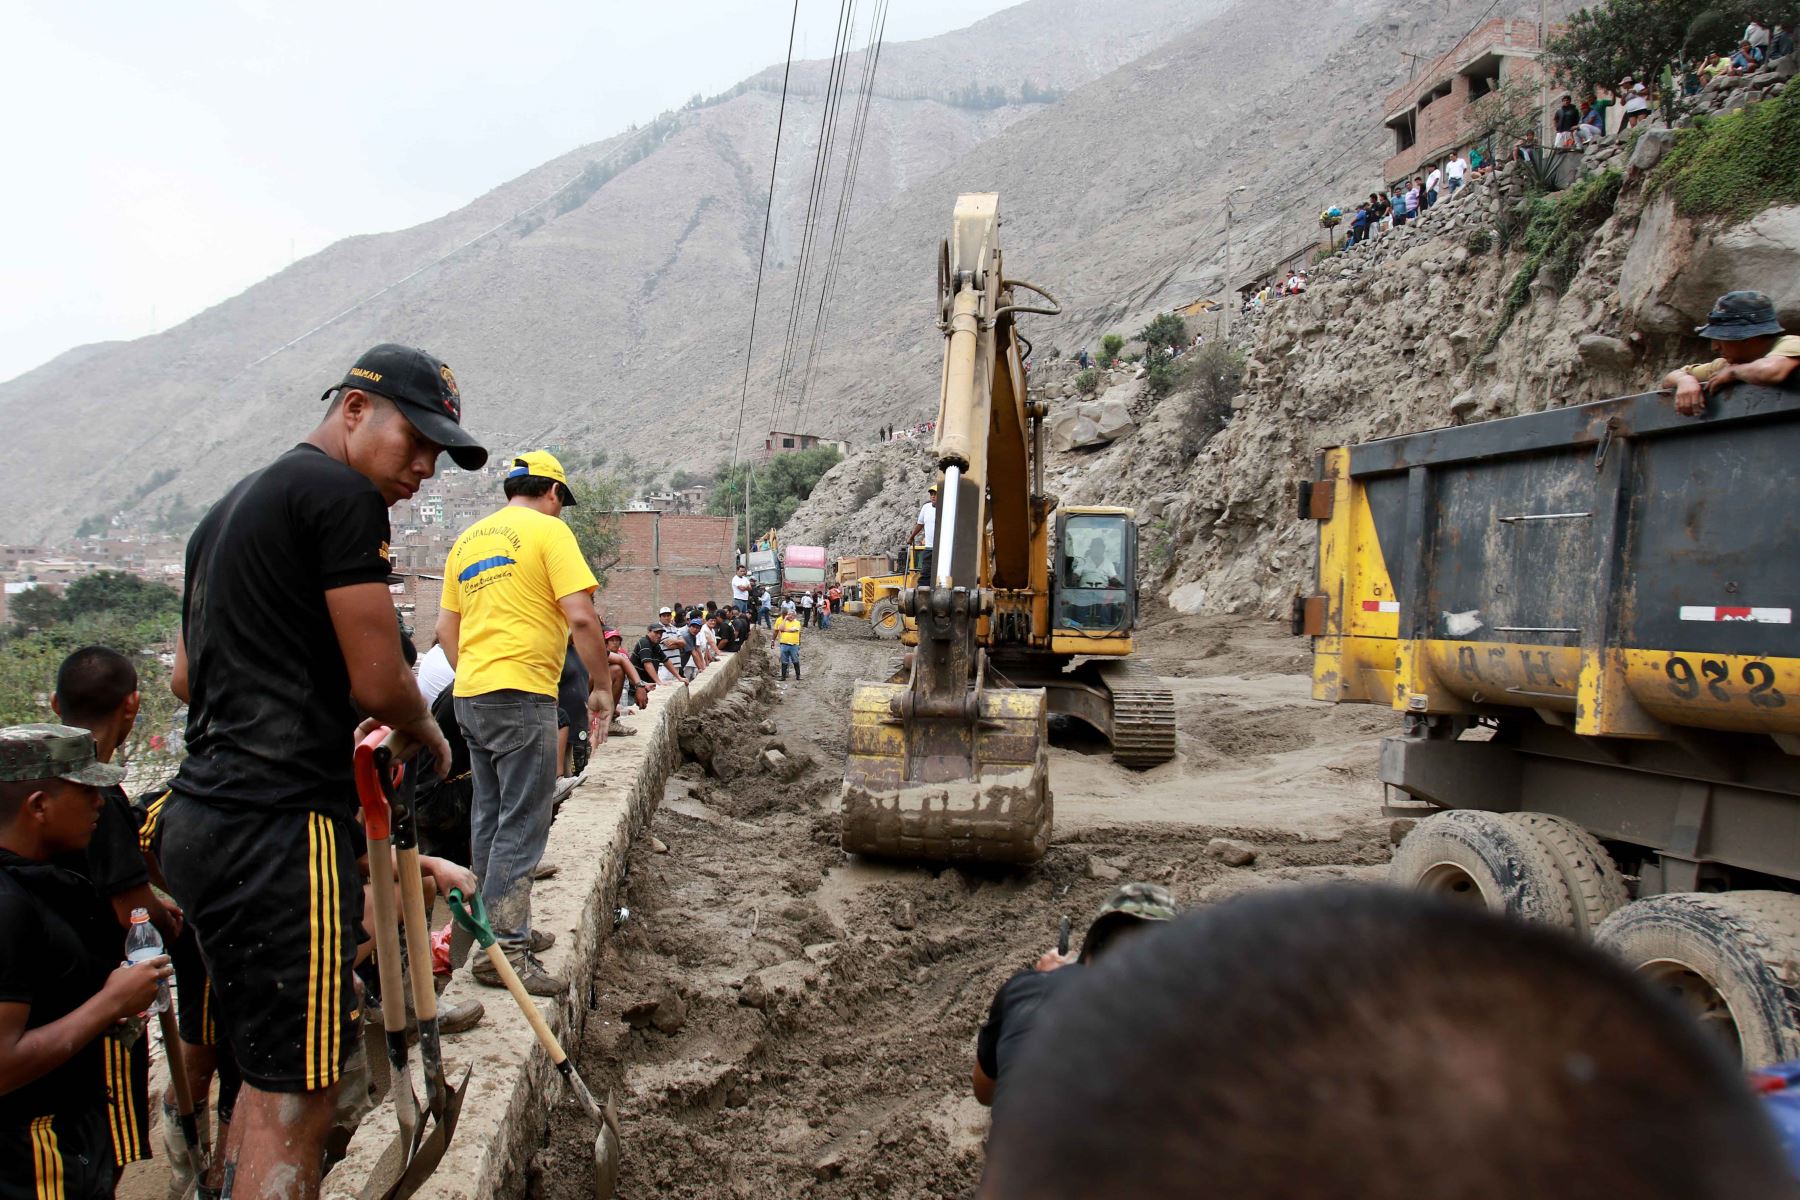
[1054,513,1135,632]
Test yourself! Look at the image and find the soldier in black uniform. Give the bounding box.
[0,724,170,1200]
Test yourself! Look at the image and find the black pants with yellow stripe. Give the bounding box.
[1,1109,112,1200]
[101,1029,149,1168]
[159,795,361,1093]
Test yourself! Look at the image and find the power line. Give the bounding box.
[726,0,804,527]
[768,0,859,436]
[793,0,890,431]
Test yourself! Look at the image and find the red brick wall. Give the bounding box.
[595,512,740,630]
[1382,18,1557,184]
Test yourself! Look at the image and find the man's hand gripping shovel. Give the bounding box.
[447,887,622,1200]
[354,727,469,1200]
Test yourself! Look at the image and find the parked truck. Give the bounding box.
[1300,383,1800,1067]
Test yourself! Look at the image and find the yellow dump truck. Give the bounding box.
[1301,383,1800,1066]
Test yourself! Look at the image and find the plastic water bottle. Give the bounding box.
[123,908,167,1015]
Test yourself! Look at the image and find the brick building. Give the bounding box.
[1382,18,1559,185]
[595,511,739,627]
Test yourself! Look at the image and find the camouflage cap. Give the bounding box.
[1697,290,1785,340]
[0,724,126,787]
[1080,881,1178,961]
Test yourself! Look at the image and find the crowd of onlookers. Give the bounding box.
[880,420,937,442]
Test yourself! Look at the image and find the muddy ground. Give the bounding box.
[533,614,1400,1199]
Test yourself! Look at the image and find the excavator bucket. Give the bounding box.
[840,679,1052,864]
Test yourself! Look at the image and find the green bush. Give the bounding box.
[1137,313,1187,354]
[1144,356,1179,400]
[1175,343,1245,456]
[1649,90,1800,222]
[1481,169,1623,356]
[1099,334,1125,366]
[1073,368,1101,396]
[1465,227,1494,255]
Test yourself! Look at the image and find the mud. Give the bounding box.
[532,615,1398,1199]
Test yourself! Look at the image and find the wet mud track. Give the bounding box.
[534,618,1396,1199]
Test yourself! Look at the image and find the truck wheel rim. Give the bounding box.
[1417,861,1488,908]
[1639,957,1740,1062]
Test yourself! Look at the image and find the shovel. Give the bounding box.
[353,728,467,1200]
[377,733,469,1197]
[446,887,621,1200]
[156,991,212,1199]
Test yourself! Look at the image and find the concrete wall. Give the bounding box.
[595,511,739,628]
[325,633,762,1200]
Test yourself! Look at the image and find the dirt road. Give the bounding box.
[534,615,1398,1199]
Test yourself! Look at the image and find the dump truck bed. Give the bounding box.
[1303,384,1800,890]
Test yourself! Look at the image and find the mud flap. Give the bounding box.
[840,681,1051,864]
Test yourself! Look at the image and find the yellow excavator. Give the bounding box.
[841,193,1176,865]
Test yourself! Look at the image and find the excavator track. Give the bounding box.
[1102,661,1177,768]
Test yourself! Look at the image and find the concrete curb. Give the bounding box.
[327,634,760,1200]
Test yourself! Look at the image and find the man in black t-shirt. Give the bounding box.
[973,882,1177,1110]
[0,724,170,1200]
[158,344,484,1198]
[50,646,181,1177]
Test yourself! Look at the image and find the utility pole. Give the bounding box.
[1223,185,1249,342]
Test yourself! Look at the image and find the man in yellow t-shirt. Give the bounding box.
[1662,290,1800,416]
[774,601,804,681]
[436,450,610,995]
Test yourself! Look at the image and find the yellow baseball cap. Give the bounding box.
[506,450,576,505]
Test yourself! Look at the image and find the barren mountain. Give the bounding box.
[0,0,1535,542]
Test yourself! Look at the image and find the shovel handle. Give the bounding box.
[157,1005,211,1174]
[476,946,606,1124]
[446,888,497,950]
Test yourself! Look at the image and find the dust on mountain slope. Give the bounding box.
[532,617,1396,1199]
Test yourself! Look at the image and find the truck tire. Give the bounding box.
[1595,891,1800,1068]
[1389,809,1576,929]
[1502,813,1629,937]
[869,600,903,640]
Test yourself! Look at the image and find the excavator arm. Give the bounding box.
[841,194,1058,864]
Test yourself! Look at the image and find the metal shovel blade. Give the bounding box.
[385,1066,470,1200]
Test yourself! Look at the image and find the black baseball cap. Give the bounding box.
[323,344,489,469]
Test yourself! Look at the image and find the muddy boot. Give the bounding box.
[161,1097,211,1200]
[438,995,486,1035]
[474,949,567,997]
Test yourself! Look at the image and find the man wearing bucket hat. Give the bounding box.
[437,450,612,997]
[0,724,170,1200]
[1663,290,1800,416]
[157,344,480,1198]
[972,882,1178,1109]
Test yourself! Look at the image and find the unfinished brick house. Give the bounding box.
[1382,18,1559,185]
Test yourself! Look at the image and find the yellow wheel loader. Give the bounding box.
[840,194,1176,866]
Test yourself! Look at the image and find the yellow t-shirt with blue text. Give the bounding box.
[441,505,597,698]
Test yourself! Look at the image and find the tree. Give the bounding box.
[62,571,180,626]
[562,473,628,587]
[7,587,64,635]
[1466,78,1542,154]
[1138,313,1188,355]
[708,447,843,538]
[1100,334,1126,367]
[1544,0,1799,96]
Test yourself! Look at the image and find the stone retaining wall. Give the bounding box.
[325,634,762,1200]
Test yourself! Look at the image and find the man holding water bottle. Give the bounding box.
[0,723,170,1200]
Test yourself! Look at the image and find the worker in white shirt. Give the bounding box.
[909,483,940,583]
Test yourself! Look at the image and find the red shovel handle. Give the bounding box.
[354,726,394,841]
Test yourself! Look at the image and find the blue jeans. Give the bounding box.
[779,644,800,676]
[759,603,772,628]
[455,690,558,955]
[818,607,830,629]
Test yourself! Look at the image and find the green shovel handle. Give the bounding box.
[446,888,497,949]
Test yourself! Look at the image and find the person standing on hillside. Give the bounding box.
[437,451,611,997]
[774,602,804,681]
[158,344,477,1200]
[1444,152,1467,198]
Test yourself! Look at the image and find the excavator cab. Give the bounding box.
[1054,508,1137,634]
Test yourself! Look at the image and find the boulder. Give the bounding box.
[1576,334,1636,371]
[1627,128,1678,172]
[1206,838,1258,867]
[1054,415,1105,451]
[1093,398,1136,440]
[1621,196,1800,333]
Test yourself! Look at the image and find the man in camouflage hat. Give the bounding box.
[1662,290,1800,416]
[972,882,1178,1108]
[0,725,171,1200]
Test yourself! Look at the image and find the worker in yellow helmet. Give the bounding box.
[774,601,804,682]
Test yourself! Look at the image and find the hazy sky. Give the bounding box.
[0,1,1017,383]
